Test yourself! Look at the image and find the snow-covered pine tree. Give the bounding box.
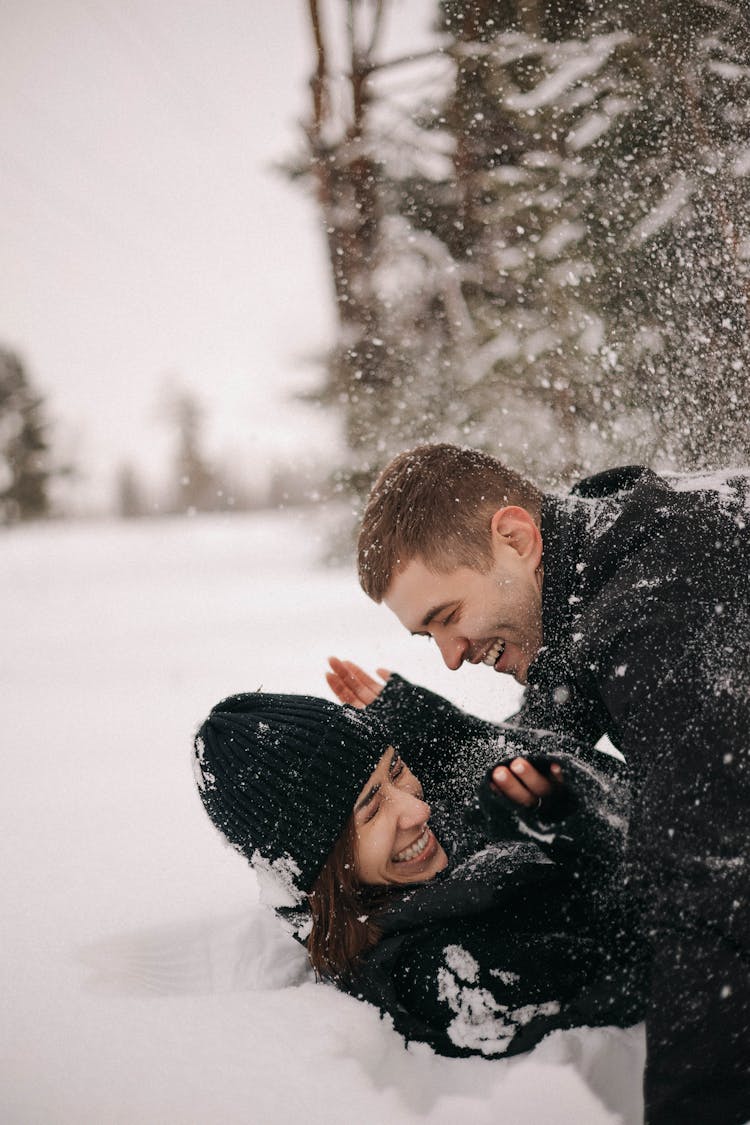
[414,0,750,476]
[0,348,51,525]
[293,1,477,503]
[581,0,750,469]
[293,0,750,504]
[408,0,639,481]
[164,386,222,514]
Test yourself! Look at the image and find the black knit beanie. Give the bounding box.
[193,692,390,901]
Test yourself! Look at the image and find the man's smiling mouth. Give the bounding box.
[482,639,506,667]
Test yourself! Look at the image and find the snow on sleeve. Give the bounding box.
[444,944,479,984]
[490,969,521,985]
[437,944,560,1057]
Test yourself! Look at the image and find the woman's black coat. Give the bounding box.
[330,674,648,1059]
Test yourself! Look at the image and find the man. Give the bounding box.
[357,443,750,1125]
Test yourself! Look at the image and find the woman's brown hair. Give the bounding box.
[306,817,387,981]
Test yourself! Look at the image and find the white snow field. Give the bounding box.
[1,511,645,1124]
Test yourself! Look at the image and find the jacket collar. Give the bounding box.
[375,842,557,936]
[538,493,592,654]
[536,470,653,656]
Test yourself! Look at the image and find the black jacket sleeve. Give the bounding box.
[353,881,646,1060]
[368,672,509,807]
[470,738,631,870]
[391,921,579,1059]
[369,673,632,877]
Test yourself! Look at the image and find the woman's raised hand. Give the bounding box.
[326,657,391,709]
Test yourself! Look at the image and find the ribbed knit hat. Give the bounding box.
[193,692,390,901]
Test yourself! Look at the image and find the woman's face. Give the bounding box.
[352,747,448,886]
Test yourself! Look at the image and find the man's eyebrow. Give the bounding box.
[417,601,455,631]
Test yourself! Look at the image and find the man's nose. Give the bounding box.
[437,634,467,671]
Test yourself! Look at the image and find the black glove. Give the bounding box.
[470,754,578,839]
[466,743,630,868]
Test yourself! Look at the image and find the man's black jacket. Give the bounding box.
[503,466,750,1125]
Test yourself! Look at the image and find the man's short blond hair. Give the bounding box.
[357,443,542,601]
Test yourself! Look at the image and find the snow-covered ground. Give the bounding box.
[1,510,645,1124]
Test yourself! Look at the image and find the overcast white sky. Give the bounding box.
[0,0,436,508]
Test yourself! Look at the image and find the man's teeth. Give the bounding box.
[483,640,505,666]
[393,827,430,863]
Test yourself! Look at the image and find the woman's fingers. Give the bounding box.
[491,758,563,808]
[510,759,554,797]
[341,660,383,695]
[492,765,537,807]
[325,670,364,708]
[331,657,380,699]
[326,657,384,706]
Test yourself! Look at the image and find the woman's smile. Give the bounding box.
[353,748,448,885]
[392,824,434,863]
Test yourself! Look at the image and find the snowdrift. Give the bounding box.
[1,512,644,1123]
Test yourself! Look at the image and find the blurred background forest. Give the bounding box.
[2,0,749,529]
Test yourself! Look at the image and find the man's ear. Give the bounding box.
[490,506,543,569]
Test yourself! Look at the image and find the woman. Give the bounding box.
[193,660,646,1058]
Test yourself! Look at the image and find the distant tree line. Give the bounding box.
[115,383,329,519]
[292,0,750,497]
[0,350,326,524]
[0,348,54,525]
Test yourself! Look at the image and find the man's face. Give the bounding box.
[383,507,544,684]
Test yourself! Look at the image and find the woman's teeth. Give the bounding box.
[483,639,505,666]
[393,827,430,863]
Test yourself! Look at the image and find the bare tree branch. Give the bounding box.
[368,46,446,73]
[308,0,328,134]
